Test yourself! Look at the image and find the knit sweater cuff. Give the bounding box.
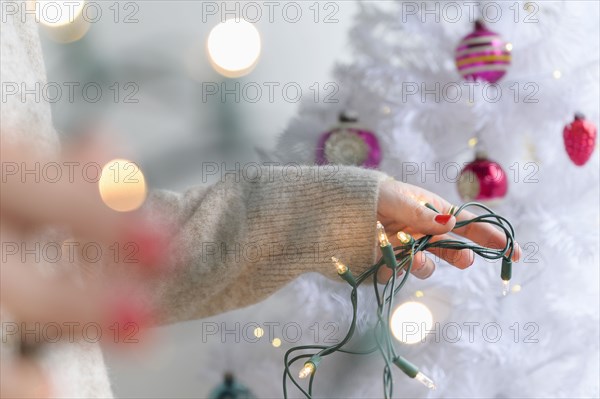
[245,165,389,294]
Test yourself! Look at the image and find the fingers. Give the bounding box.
[384,180,520,262]
[419,234,475,269]
[395,194,456,236]
[453,209,521,262]
[388,232,475,270]
[1,142,168,270]
[376,252,436,283]
[0,140,141,243]
[410,252,436,279]
[1,261,151,344]
[0,359,51,398]
[378,180,455,236]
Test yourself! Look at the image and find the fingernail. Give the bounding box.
[434,214,452,225]
[122,224,170,272]
[110,298,144,326]
[107,296,154,344]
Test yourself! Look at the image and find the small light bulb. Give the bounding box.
[415,371,436,390]
[415,290,424,298]
[468,137,478,148]
[502,280,510,296]
[397,231,412,244]
[553,70,562,79]
[512,284,522,293]
[505,42,513,51]
[298,362,315,379]
[272,338,282,348]
[253,327,264,338]
[524,2,535,13]
[331,256,348,275]
[376,221,390,247]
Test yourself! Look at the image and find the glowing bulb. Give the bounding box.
[36,0,85,27]
[415,290,424,298]
[376,221,390,247]
[36,0,90,43]
[505,42,513,52]
[553,70,562,79]
[99,159,147,212]
[298,362,315,379]
[331,256,347,275]
[397,231,412,244]
[502,280,510,296]
[524,2,535,13]
[511,284,522,293]
[271,338,281,348]
[207,19,261,78]
[468,137,478,148]
[415,371,436,390]
[253,327,264,338]
[390,302,433,344]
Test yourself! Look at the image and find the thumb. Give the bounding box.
[400,196,455,235]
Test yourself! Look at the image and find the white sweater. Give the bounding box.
[0,15,387,398]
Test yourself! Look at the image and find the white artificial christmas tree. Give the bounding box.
[271,1,600,397]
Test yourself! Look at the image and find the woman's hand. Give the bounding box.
[376,178,521,282]
[0,138,159,398]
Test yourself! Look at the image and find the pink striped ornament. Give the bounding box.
[455,20,511,83]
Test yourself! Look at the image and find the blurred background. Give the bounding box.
[41,0,358,191]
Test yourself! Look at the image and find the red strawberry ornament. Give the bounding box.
[563,113,597,166]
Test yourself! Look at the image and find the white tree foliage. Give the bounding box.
[207,2,599,398]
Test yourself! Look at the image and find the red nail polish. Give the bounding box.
[434,214,452,225]
[108,296,154,339]
[122,224,170,272]
[110,296,140,324]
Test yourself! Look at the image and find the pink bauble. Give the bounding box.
[563,113,597,166]
[316,112,381,168]
[455,20,511,83]
[458,154,508,201]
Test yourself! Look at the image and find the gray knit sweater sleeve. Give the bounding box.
[145,166,388,323]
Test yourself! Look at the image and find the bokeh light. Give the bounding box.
[35,0,90,43]
[253,327,264,338]
[207,19,261,78]
[36,0,85,27]
[271,338,282,348]
[390,301,433,345]
[98,159,147,212]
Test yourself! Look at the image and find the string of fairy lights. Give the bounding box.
[283,201,516,398]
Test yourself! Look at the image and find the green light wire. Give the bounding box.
[282,202,516,398]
